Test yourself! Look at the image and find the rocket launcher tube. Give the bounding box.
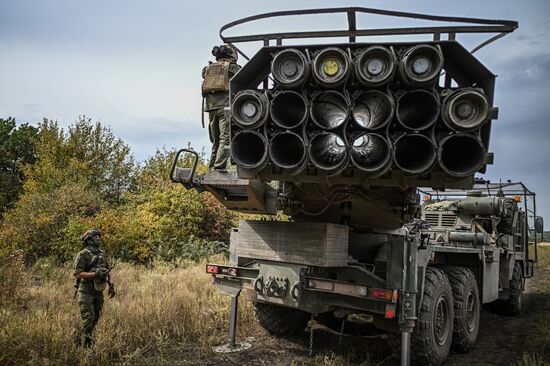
[399,44,444,86]
[442,89,490,131]
[270,91,308,129]
[269,131,307,170]
[309,132,348,172]
[230,130,268,169]
[393,133,437,175]
[271,48,310,88]
[350,133,392,175]
[352,90,394,130]
[310,91,350,131]
[312,47,351,88]
[396,90,440,131]
[231,90,269,129]
[438,133,486,177]
[354,46,396,87]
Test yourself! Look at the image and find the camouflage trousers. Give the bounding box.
[208,109,230,170]
[77,290,104,347]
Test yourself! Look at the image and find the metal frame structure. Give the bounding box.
[418,180,539,262]
[219,7,518,61]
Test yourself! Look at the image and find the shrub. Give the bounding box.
[0,182,102,262]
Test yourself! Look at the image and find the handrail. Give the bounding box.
[220,7,518,43]
[220,7,517,60]
[169,148,199,184]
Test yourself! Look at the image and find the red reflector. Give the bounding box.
[206,265,219,274]
[385,309,395,319]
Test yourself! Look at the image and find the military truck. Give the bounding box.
[170,8,544,366]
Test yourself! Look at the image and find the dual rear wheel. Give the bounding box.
[254,265,513,365]
[389,266,480,365]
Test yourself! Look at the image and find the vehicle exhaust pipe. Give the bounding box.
[309,132,348,172]
[310,91,349,130]
[271,49,310,88]
[312,47,351,88]
[270,91,308,129]
[393,134,437,175]
[352,90,394,130]
[438,133,486,177]
[396,90,440,131]
[354,46,396,87]
[442,89,490,131]
[230,130,268,170]
[350,133,392,175]
[399,44,443,86]
[269,131,307,170]
[231,90,269,129]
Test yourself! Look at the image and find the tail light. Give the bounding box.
[371,288,398,302]
[206,265,219,274]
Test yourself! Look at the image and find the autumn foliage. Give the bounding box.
[0,117,235,264]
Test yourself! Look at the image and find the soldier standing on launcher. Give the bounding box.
[73,229,115,347]
[202,44,241,171]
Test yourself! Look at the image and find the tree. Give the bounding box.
[0,117,38,215]
[22,117,136,204]
[0,117,136,261]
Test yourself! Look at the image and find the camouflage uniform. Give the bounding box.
[202,54,241,170]
[74,245,110,346]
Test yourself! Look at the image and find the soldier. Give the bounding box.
[73,228,115,347]
[202,44,241,171]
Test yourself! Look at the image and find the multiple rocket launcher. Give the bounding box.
[228,43,495,186]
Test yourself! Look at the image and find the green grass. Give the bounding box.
[526,245,550,364]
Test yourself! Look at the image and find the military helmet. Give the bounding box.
[212,44,238,62]
[80,228,101,243]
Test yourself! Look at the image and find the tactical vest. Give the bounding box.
[77,248,110,293]
[202,61,230,96]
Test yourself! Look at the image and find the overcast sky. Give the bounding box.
[1,0,549,220]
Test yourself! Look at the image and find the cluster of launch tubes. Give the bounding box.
[230,44,491,178]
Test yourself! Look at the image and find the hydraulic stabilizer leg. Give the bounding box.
[228,294,239,347]
[401,331,411,366]
[212,286,251,353]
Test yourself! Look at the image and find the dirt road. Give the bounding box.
[200,263,549,366]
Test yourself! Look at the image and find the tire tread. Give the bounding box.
[254,302,309,336]
[440,266,480,353]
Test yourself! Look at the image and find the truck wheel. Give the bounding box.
[254,302,309,336]
[491,262,523,316]
[388,267,454,366]
[441,266,480,353]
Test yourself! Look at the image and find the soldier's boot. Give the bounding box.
[84,334,93,348]
[213,145,230,171]
[76,331,93,348]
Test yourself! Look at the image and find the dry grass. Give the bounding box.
[0,256,259,366]
[2,247,550,366]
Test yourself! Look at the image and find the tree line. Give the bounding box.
[0,116,235,264]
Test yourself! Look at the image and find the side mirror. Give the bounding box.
[535,216,544,234]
